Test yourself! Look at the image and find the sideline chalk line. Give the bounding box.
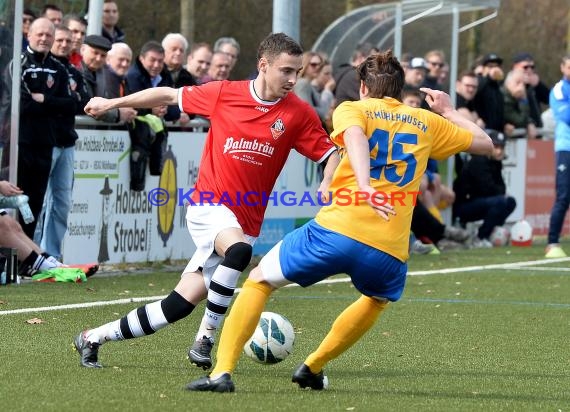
[1,256,569,316]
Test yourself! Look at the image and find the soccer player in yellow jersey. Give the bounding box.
[186,50,494,393]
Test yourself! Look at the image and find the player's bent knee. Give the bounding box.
[161,290,195,323]
[248,266,265,282]
[223,242,253,272]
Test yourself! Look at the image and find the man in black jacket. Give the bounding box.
[453,130,516,248]
[18,18,76,239]
[333,42,377,106]
[32,25,90,259]
[472,53,507,135]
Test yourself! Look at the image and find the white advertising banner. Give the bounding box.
[63,127,322,264]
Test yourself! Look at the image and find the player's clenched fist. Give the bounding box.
[85,97,112,117]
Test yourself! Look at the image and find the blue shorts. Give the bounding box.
[275,220,407,301]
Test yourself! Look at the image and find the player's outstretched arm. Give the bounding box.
[344,126,395,220]
[317,150,340,203]
[85,87,179,118]
[421,87,493,156]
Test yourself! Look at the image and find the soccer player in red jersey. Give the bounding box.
[74,33,339,369]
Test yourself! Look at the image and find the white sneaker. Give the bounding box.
[410,240,436,255]
[471,237,493,248]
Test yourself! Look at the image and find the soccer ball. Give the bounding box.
[510,220,533,246]
[243,311,295,364]
[490,226,510,247]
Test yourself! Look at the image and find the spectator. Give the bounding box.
[294,52,334,127]
[334,42,377,106]
[453,130,516,248]
[41,4,63,25]
[201,52,231,83]
[80,35,115,122]
[213,36,240,74]
[455,70,483,175]
[411,199,471,251]
[311,59,336,133]
[103,42,132,97]
[127,40,178,121]
[34,25,90,259]
[399,52,413,71]
[99,42,137,123]
[63,14,87,69]
[472,53,508,136]
[162,33,195,125]
[423,49,446,90]
[101,0,125,44]
[511,52,550,131]
[162,33,196,88]
[186,42,212,85]
[17,18,76,239]
[22,9,36,51]
[401,84,422,108]
[404,57,428,88]
[455,70,483,126]
[502,69,538,139]
[545,54,570,258]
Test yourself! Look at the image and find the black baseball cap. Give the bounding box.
[481,53,503,66]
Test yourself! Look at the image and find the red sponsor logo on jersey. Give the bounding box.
[270,118,285,139]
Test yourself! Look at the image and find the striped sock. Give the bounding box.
[86,291,195,344]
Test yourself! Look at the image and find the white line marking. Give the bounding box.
[505,266,570,272]
[2,257,569,315]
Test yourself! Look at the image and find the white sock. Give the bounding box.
[39,255,63,271]
[195,265,240,342]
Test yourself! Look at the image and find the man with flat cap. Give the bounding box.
[80,35,117,123]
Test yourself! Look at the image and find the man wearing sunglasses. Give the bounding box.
[423,49,446,91]
[511,52,550,132]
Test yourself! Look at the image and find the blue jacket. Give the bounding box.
[550,77,570,152]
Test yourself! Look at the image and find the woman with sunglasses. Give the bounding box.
[293,51,333,126]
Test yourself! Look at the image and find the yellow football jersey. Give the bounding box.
[315,97,473,261]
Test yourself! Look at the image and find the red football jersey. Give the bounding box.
[178,80,335,236]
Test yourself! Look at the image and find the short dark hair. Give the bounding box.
[257,32,303,63]
[190,42,212,55]
[401,84,422,101]
[63,14,87,28]
[139,41,164,57]
[457,70,477,82]
[41,4,62,15]
[23,8,37,19]
[357,49,404,99]
[54,24,71,34]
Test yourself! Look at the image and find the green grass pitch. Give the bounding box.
[1,240,569,411]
